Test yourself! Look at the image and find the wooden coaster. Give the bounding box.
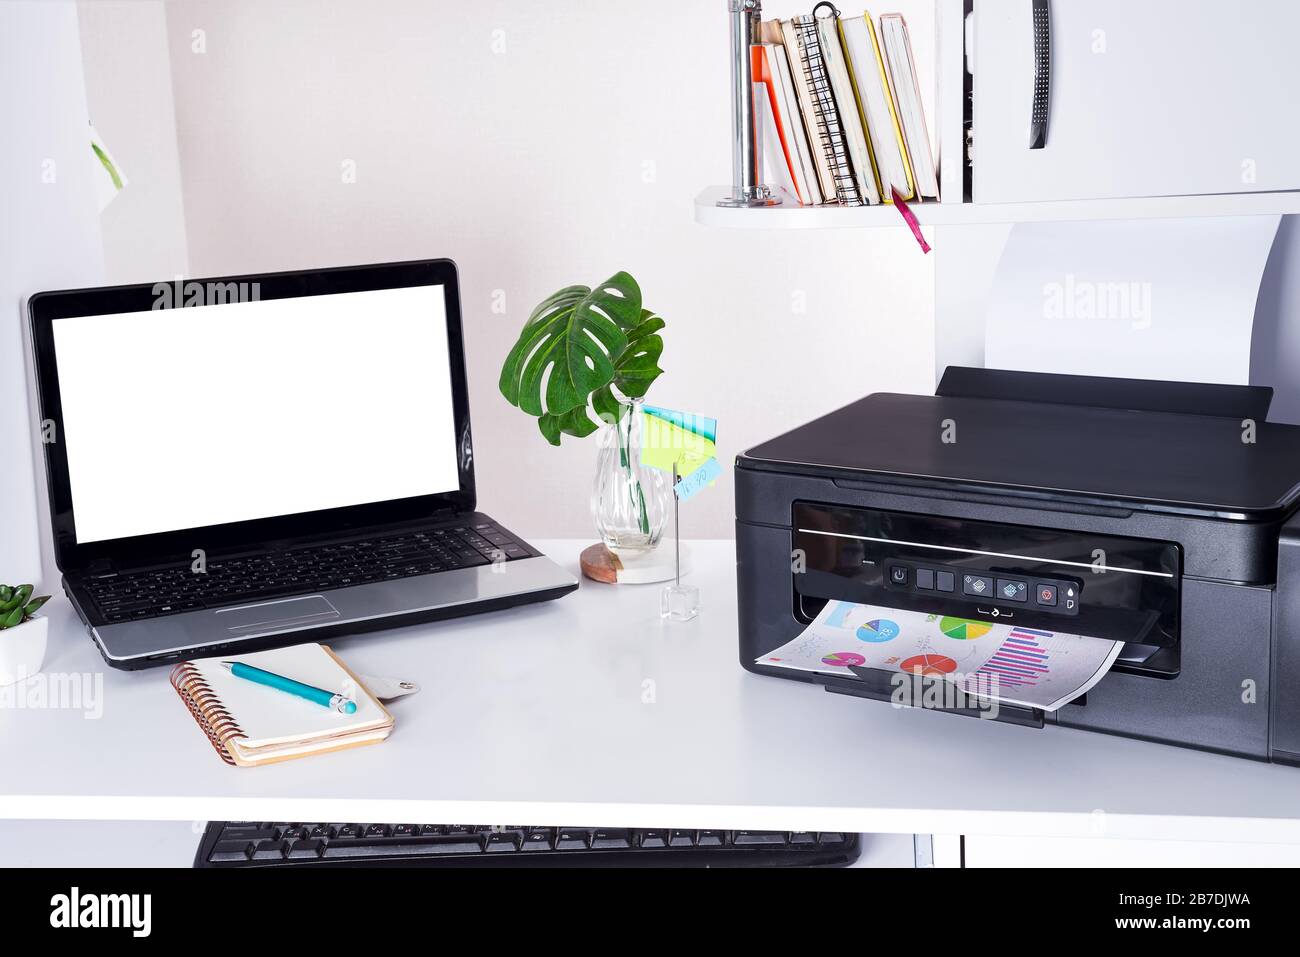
[579,542,688,584]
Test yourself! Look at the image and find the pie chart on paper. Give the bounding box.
[899,654,958,676]
[939,616,993,641]
[821,652,867,668]
[857,618,900,643]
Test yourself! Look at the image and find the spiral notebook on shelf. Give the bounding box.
[791,14,863,206]
[815,13,881,205]
[170,644,394,767]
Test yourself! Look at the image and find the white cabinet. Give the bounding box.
[973,0,1300,203]
[963,834,1300,868]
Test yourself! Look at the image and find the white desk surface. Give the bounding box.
[5,540,1300,842]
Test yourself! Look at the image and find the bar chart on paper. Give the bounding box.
[971,628,1054,688]
[959,627,1125,711]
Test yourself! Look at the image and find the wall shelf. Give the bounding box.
[695,186,1300,229]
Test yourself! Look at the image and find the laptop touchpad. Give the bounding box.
[215,595,340,633]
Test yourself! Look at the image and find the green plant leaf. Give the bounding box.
[23,596,49,617]
[590,385,622,427]
[537,406,600,446]
[92,142,123,190]
[0,585,10,602]
[588,310,667,425]
[12,585,32,608]
[498,272,641,419]
[0,606,22,629]
[612,310,665,399]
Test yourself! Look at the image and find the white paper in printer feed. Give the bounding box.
[757,601,1124,712]
[984,217,1280,386]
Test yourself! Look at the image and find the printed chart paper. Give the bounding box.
[757,601,1124,712]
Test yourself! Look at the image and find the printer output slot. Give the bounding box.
[794,575,1179,678]
[790,502,1182,678]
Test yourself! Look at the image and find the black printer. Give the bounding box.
[735,367,1300,763]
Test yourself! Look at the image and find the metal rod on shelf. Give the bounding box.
[718,0,780,208]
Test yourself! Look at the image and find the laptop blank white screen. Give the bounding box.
[52,285,461,544]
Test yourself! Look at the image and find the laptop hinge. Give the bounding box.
[83,558,117,578]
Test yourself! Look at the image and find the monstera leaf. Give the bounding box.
[501,272,666,445]
[591,310,665,427]
[499,272,641,417]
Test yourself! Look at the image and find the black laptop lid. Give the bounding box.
[29,259,474,572]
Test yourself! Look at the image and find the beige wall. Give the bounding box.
[95,0,935,539]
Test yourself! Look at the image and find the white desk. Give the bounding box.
[4,540,1300,843]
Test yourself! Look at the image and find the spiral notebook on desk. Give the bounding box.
[170,644,394,767]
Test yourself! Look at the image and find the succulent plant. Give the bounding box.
[0,584,49,630]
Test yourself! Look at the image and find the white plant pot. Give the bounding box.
[0,615,48,686]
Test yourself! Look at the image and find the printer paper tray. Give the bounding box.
[826,666,1046,729]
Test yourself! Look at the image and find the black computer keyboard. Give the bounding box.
[195,823,861,868]
[85,521,531,623]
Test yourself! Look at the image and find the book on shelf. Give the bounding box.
[881,13,939,200]
[935,0,965,204]
[754,77,798,201]
[839,10,915,203]
[816,14,881,205]
[753,44,822,205]
[765,18,837,202]
[749,7,938,209]
[791,13,863,205]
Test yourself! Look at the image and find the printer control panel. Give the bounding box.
[790,502,1180,648]
[884,560,1081,619]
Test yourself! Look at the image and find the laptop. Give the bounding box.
[28,259,578,670]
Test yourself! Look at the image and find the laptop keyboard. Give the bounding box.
[196,823,861,868]
[84,521,530,623]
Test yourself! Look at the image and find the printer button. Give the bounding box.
[889,565,909,586]
[915,568,935,590]
[1035,584,1058,606]
[962,574,994,598]
[936,571,955,593]
[995,579,1027,602]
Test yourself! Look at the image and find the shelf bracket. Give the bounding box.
[718,0,780,208]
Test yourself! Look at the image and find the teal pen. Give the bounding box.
[220,661,358,714]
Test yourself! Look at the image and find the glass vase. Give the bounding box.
[591,399,670,554]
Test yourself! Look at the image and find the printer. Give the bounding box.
[735,367,1300,763]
